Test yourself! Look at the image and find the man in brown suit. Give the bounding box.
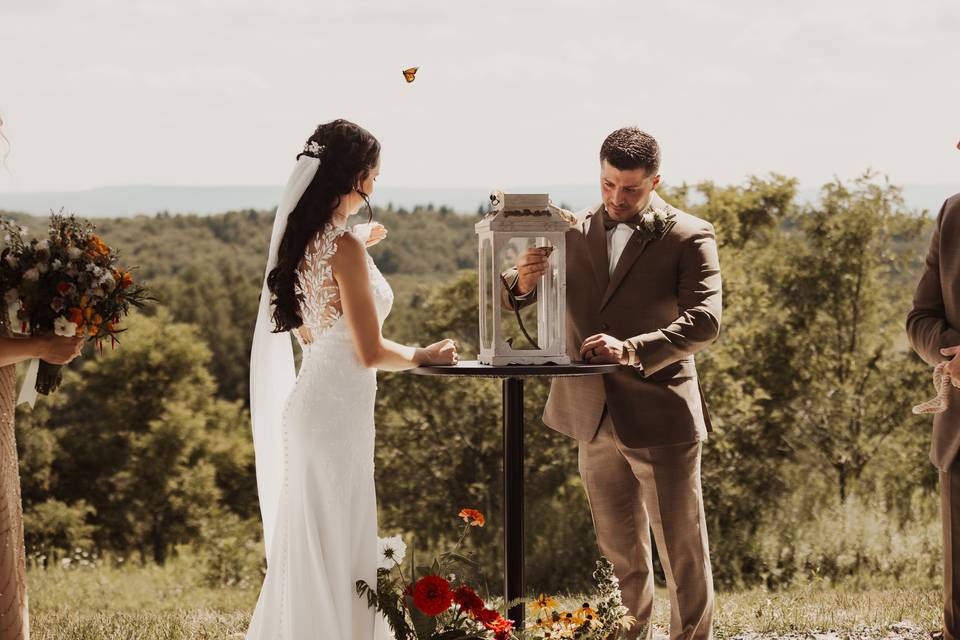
[504,128,722,640]
[907,184,960,640]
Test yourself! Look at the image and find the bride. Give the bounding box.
[247,119,458,639]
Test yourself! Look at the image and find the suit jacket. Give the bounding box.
[503,192,723,448]
[907,193,960,471]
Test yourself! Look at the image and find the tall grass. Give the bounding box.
[27,554,942,639]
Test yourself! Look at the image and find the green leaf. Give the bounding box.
[407,594,438,638]
[441,552,480,569]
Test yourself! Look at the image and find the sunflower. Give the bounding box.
[531,593,559,613]
[574,602,599,625]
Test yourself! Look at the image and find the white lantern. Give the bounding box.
[477,191,570,366]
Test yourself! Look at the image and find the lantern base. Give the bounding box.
[478,354,572,366]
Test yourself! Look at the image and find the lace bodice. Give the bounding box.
[293,224,393,349]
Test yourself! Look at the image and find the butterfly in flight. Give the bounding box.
[402,67,419,83]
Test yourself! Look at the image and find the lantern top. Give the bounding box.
[476,190,573,232]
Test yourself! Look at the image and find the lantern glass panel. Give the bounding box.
[498,235,557,352]
[480,237,494,352]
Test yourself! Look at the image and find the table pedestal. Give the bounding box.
[409,361,619,630]
[503,377,524,625]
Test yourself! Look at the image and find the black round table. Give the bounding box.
[408,360,620,628]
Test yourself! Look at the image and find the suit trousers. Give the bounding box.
[942,458,960,639]
[578,408,713,640]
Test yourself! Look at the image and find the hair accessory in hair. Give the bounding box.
[302,140,325,158]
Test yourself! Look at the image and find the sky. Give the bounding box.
[1,0,958,193]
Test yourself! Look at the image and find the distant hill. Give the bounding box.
[0,182,955,218]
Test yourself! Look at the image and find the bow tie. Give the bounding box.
[601,209,642,231]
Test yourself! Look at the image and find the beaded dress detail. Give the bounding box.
[245,224,393,640]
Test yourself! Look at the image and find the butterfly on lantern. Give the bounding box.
[402,67,418,83]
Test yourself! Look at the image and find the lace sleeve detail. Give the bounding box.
[295,225,350,341]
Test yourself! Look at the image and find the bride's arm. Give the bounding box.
[331,233,451,371]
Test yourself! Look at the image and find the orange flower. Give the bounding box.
[66,307,84,326]
[458,508,485,527]
[114,270,133,289]
[86,235,110,257]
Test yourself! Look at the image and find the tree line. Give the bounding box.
[2,173,944,591]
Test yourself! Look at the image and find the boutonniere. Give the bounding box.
[636,205,677,242]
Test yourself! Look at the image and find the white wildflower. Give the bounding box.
[6,300,24,333]
[54,316,77,337]
[23,267,39,281]
[67,246,83,259]
[376,535,407,570]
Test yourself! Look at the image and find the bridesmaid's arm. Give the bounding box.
[0,335,84,367]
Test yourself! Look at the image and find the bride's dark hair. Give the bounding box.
[267,119,380,333]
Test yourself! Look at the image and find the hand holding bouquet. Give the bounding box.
[0,212,152,398]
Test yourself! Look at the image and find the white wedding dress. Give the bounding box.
[246,223,394,640]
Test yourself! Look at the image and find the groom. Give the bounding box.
[906,140,960,640]
[503,128,722,640]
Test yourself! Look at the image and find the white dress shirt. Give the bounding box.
[606,221,635,276]
[598,201,654,275]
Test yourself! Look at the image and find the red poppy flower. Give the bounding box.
[475,607,500,624]
[452,585,484,614]
[411,575,453,616]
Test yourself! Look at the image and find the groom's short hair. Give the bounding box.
[600,128,661,176]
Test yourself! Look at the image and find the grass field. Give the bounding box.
[27,559,943,639]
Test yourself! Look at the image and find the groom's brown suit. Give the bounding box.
[504,192,722,640]
[907,193,960,639]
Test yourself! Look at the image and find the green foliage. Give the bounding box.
[20,308,257,565]
[22,498,96,559]
[193,512,264,588]
[5,173,947,595]
[754,489,940,590]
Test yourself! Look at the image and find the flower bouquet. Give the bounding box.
[0,213,152,396]
[357,508,516,640]
[524,559,636,640]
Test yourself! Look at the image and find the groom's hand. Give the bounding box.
[514,248,550,295]
[580,334,625,364]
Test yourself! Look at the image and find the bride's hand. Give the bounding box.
[355,222,387,247]
[417,338,459,366]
